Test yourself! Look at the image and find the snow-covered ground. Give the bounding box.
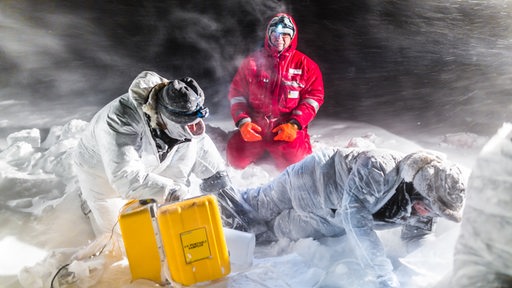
[0,117,490,288]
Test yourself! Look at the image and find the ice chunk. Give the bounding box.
[7,128,40,147]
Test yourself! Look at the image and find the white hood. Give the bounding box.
[400,151,466,222]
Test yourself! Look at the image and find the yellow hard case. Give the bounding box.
[157,194,231,286]
[118,199,166,284]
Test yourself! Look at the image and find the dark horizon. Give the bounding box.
[1,0,511,138]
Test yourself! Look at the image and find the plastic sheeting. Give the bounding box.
[449,123,512,287]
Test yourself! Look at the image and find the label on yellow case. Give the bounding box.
[181,227,211,264]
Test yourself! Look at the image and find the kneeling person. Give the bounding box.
[73,71,248,236]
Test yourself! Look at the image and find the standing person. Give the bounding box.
[448,123,512,287]
[234,148,466,287]
[73,71,248,236]
[227,13,324,171]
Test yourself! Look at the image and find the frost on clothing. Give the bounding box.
[451,123,512,287]
[73,71,225,235]
[240,148,465,287]
[227,13,324,170]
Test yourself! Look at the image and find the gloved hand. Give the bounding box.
[200,171,252,232]
[272,122,298,142]
[240,122,262,142]
[164,183,188,203]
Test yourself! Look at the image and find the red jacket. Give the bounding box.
[229,13,324,136]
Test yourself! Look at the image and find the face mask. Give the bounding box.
[160,113,205,139]
[185,118,206,137]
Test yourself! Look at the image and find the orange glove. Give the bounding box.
[240,122,263,142]
[272,122,298,142]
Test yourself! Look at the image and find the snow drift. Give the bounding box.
[0,118,491,288]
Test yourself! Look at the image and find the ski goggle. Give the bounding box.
[268,16,295,37]
[160,105,209,124]
[173,106,209,119]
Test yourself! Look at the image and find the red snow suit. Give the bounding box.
[227,13,324,171]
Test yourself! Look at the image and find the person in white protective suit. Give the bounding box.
[235,147,466,288]
[448,123,512,287]
[73,71,248,236]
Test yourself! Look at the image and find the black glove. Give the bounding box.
[200,171,251,232]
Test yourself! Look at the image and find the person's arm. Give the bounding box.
[340,154,400,287]
[200,170,253,231]
[340,197,398,287]
[228,59,252,127]
[96,105,182,201]
[189,135,253,230]
[288,59,324,130]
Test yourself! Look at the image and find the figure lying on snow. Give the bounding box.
[73,71,248,236]
[233,147,466,288]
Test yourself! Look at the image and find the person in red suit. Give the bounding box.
[227,13,325,171]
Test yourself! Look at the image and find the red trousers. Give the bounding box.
[226,129,312,171]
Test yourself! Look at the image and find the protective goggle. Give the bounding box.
[410,191,425,202]
[268,16,295,36]
[160,105,209,124]
[270,16,294,31]
[176,106,209,119]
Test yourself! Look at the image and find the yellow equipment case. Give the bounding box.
[118,199,167,284]
[157,194,231,286]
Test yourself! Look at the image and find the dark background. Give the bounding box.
[1,0,511,138]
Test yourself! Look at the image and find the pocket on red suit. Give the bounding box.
[279,82,302,110]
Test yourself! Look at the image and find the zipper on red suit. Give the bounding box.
[271,51,292,125]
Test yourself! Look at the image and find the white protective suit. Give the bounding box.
[73,71,226,236]
[240,147,465,287]
[450,123,512,287]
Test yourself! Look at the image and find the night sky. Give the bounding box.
[1,0,511,137]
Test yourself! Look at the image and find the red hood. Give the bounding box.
[264,13,298,57]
